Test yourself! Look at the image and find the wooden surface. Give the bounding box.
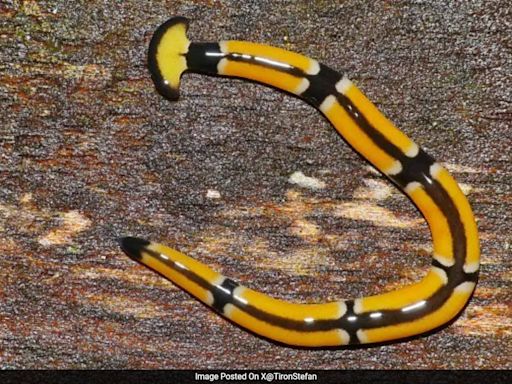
[1,0,511,369]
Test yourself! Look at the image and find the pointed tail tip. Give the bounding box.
[118,236,150,261]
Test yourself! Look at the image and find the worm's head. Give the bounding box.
[148,16,190,101]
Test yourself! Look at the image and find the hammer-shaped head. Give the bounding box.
[148,17,190,101]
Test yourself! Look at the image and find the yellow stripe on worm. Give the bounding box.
[220,41,320,75]
[217,41,315,96]
[431,165,480,271]
[141,241,222,306]
[340,78,419,157]
[357,281,476,344]
[405,181,454,266]
[224,302,350,347]
[122,16,480,347]
[319,94,402,176]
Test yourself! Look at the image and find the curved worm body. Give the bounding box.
[120,17,480,347]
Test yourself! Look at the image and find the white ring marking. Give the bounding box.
[404,181,422,194]
[431,266,449,285]
[353,298,364,314]
[223,303,235,317]
[433,253,455,267]
[319,95,337,114]
[219,40,229,53]
[430,163,443,178]
[337,329,350,345]
[293,78,310,95]
[356,329,368,343]
[335,76,353,94]
[337,301,348,318]
[232,286,248,305]
[454,281,476,294]
[463,262,479,274]
[307,59,320,75]
[204,291,215,306]
[217,58,229,75]
[405,143,419,158]
[385,160,403,176]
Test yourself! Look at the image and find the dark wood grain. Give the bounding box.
[0,0,510,369]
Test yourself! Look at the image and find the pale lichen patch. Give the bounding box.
[333,202,421,228]
[442,162,483,174]
[81,293,168,319]
[288,171,326,190]
[21,0,42,16]
[353,179,393,200]
[289,219,321,243]
[206,189,221,199]
[38,210,91,246]
[458,183,474,195]
[74,266,176,289]
[19,193,33,204]
[455,304,512,337]
[255,245,333,277]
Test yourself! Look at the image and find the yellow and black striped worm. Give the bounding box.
[119,17,480,347]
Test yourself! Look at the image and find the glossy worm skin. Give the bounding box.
[120,17,480,347]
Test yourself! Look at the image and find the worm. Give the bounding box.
[119,16,480,347]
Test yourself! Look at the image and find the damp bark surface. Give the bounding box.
[0,0,511,369]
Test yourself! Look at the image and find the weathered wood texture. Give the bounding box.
[0,0,510,369]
